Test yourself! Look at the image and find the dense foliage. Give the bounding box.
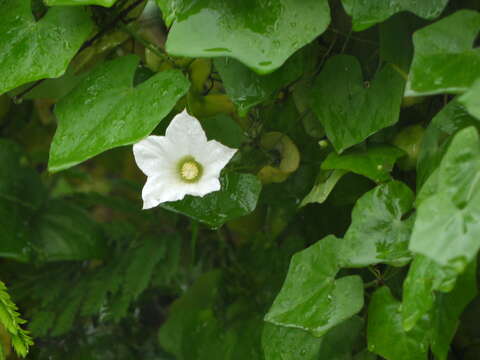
[1,0,480,359]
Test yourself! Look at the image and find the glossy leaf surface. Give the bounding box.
[164,0,331,74]
[311,55,404,152]
[341,181,415,267]
[0,0,93,95]
[368,287,430,360]
[265,236,364,337]
[405,10,480,96]
[322,145,405,182]
[342,0,448,31]
[49,55,190,172]
[163,173,262,228]
[410,127,480,273]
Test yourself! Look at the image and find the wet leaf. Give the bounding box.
[340,181,415,267]
[405,10,480,97]
[265,236,364,337]
[164,0,330,74]
[342,0,448,31]
[368,287,430,360]
[322,145,405,183]
[0,0,93,95]
[163,172,262,228]
[310,55,404,152]
[416,98,478,189]
[300,170,347,207]
[410,127,480,273]
[49,55,190,172]
[214,50,305,116]
[460,78,480,120]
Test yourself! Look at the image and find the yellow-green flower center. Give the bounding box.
[178,156,203,183]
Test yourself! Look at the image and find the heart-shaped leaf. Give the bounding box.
[341,0,448,31]
[410,127,480,273]
[310,55,404,152]
[49,55,190,172]
[164,0,331,74]
[340,181,415,268]
[265,235,364,337]
[0,0,93,95]
[405,10,480,97]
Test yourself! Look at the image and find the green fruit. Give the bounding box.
[188,93,234,118]
[189,58,212,94]
[258,132,300,184]
[392,124,424,171]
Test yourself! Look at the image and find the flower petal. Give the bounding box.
[141,175,187,209]
[165,109,208,152]
[197,140,238,178]
[133,136,185,177]
[187,177,221,197]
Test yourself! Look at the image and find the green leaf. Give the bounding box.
[123,236,167,300]
[341,0,448,31]
[0,0,93,95]
[401,255,457,331]
[49,55,190,172]
[262,324,322,360]
[310,55,404,152]
[379,12,415,72]
[45,0,117,7]
[460,78,480,120]
[0,281,33,358]
[367,287,429,360]
[263,316,363,360]
[202,114,247,148]
[164,0,330,74]
[410,127,480,273]
[401,257,477,360]
[429,261,477,360]
[317,316,364,359]
[322,145,405,183]
[405,10,480,97]
[300,170,347,207]
[0,140,107,262]
[156,0,184,27]
[354,350,377,360]
[340,181,415,267]
[214,49,306,116]
[417,98,478,189]
[30,199,107,262]
[0,140,44,262]
[264,235,364,337]
[163,172,262,228]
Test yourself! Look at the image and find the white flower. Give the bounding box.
[133,109,238,209]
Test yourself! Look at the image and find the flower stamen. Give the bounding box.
[178,157,203,183]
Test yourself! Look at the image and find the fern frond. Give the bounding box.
[0,281,33,357]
